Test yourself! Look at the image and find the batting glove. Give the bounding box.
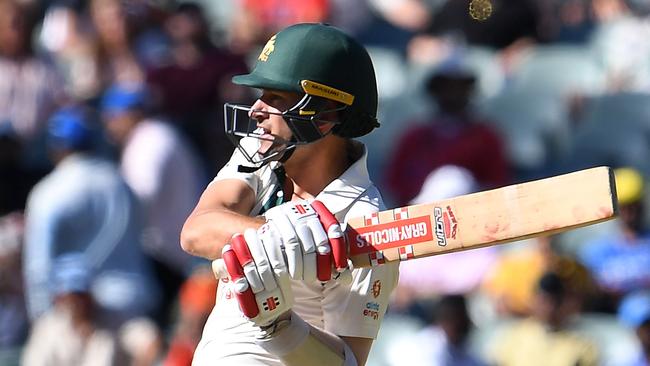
[264,200,350,283]
[222,228,293,327]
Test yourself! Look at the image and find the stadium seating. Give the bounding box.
[508,45,606,97]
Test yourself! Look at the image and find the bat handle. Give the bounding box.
[212,258,229,280]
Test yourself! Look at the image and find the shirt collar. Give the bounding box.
[316,141,373,215]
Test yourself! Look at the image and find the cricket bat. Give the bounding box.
[213,166,617,275]
[348,166,617,267]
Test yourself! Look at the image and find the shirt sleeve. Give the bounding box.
[211,149,261,196]
[211,149,285,216]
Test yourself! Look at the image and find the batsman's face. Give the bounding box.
[249,90,300,156]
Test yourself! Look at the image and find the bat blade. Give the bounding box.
[348,166,618,268]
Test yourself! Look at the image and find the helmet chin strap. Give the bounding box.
[278,138,296,163]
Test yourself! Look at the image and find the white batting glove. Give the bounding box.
[264,200,351,284]
[221,228,293,327]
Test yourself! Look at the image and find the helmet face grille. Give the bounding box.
[223,95,350,165]
[223,103,294,166]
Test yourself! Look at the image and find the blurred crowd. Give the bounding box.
[4,0,650,365]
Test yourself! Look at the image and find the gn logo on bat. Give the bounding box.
[434,207,447,246]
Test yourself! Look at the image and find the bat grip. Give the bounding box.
[212,258,228,279]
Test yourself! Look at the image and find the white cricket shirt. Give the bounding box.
[192,141,399,365]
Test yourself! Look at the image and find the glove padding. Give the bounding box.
[264,200,350,283]
[222,228,293,326]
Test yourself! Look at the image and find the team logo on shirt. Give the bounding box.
[363,302,380,320]
[372,280,381,298]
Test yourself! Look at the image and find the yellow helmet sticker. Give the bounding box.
[301,80,354,106]
[258,35,276,62]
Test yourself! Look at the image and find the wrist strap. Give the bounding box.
[255,311,309,356]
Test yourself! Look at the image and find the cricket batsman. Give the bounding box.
[181,23,400,365]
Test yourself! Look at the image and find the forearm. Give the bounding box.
[180,209,265,260]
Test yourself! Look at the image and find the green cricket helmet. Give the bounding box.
[224,23,379,166]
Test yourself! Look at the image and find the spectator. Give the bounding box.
[22,253,128,366]
[147,2,249,175]
[385,63,510,205]
[0,212,28,363]
[490,272,599,366]
[618,291,650,366]
[23,105,160,326]
[89,0,145,87]
[0,124,40,215]
[589,0,650,91]
[0,0,64,163]
[100,83,204,328]
[578,167,650,304]
[388,294,486,366]
[39,4,105,101]
[483,235,597,316]
[118,317,164,366]
[435,0,539,48]
[228,0,330,53]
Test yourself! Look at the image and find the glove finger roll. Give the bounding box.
[222,245,259,318]
[231,233,265,294]
[311,200,348,272]
[267,214,303,280]
[295,224,317,283]
[243,228,277,292]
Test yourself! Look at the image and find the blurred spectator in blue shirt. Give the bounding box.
[619,291,650,366]
[579,167,650,302]
[101,83,204,328]
[23,105,160,327]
